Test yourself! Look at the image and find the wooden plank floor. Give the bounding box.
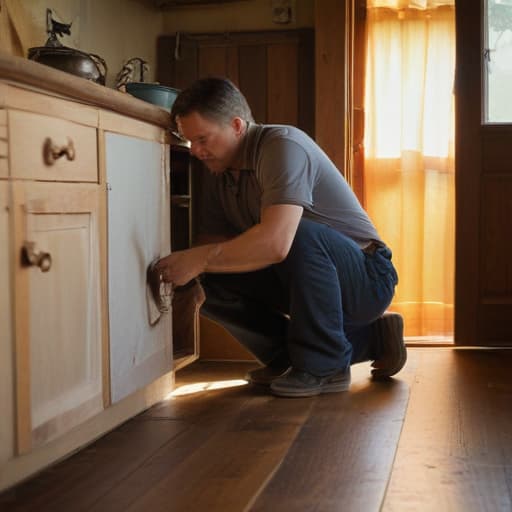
[1,348,512,512]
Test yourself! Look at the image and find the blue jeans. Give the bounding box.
[201,218,398,376]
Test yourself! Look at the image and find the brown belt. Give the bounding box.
[362,241,383,255]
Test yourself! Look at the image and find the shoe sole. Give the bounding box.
[270,379,351,398]
[371,312,407,379]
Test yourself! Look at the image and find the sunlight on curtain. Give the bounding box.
[364,2,455,340]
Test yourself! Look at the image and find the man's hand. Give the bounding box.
[155,245,217,286]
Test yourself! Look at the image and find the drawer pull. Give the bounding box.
[43,137,76,166]
[21,241,52,272]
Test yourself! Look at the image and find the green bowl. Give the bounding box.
[125,82,180,111]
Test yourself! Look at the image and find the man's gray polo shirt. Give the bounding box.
[198,123,383,248]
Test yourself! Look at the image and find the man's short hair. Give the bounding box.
[171,77,254,129]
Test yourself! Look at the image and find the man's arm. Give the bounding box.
[156,204,303,285]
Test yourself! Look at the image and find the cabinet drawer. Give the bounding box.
[8,110,98,182]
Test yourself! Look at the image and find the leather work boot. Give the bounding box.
[270,367,351,398]
[371,311,407,379]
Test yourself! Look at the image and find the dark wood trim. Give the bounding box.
[454,0,482,344]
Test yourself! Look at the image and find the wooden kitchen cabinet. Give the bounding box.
[0,55,177,492]
[11,181,103,454]
[4,100,103,455]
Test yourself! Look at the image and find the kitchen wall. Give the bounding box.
[0,0,314,88]
[0,0,164,87]
[161,0,314,33]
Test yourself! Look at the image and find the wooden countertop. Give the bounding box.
[0,52,173,130]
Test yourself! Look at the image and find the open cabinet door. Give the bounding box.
[455,0,512,346]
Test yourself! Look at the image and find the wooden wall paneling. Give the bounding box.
[172,36,199,91]
[198,45,228,78]
[315,0,347,174]
[297,29,315,138]
[454,1,482,345]
[226,45,239,86]
[266,42,298,126]
[239,44,267,123]
[157,36,177,89]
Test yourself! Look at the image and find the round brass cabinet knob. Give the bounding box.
[21,241,52,272]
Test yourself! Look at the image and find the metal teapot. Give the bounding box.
[28,9,107,85]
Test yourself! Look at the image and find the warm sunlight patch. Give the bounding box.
[166,379,248,399]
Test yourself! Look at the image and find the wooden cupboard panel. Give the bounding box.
[267,43,298,126]
[197,45,239,88]
[239,45,267,123]
[198,46,228,78]
[226,46,239,86]
[0,182,14,464]
[8,110,98,183]
[480,176,512,297]
[98,110,164,143]
[5,85,99,128]
[12,182,103,452]
[157,35,199,94]
[157,30,314,134]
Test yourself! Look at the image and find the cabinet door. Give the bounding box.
[157,29,315,137]
[12,182,103,454]
[0,181,14,464]
[105,133,172,404]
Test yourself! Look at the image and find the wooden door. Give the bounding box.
[12,182,104,453]
[157,29,315,137]
[455,1,512,345]
[0,181,14,464]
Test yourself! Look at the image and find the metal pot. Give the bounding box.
[28,45,107,85]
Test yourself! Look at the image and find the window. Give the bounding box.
[485,0,512,122]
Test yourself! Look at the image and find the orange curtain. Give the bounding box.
[364,2,455,340]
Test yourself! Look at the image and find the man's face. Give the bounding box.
[176,111,244,174]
